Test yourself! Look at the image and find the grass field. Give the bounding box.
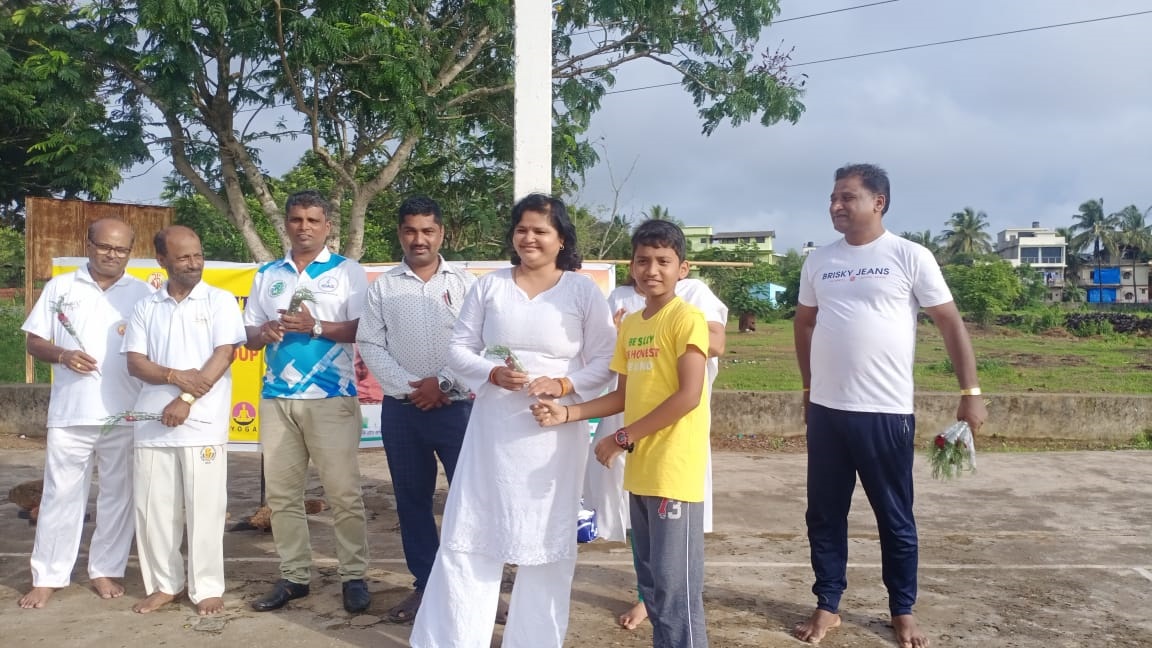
[3,298,1151,395]
[716,319,1152,394]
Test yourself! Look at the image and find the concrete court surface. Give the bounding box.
[1,442,1150,648]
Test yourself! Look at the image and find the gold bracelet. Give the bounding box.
[166,369,174,384]
[563,406,570,423]
[802,387,810,392]
[58,351,66,364]
[960,387,982,396]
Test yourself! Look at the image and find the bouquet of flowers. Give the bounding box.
[101,410,209,434]
[51,296,100,376]
[928,420,977,480]
[484,345,526,373]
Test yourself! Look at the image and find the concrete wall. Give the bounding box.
[2,385,1148,441]
[711,391,1150,441]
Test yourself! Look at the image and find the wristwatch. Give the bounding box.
[179,392,196,405]
[311,320,323,339]
[437,372,454,394]
[614,428,635,453]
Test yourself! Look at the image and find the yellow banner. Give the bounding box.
[52,258,616,449]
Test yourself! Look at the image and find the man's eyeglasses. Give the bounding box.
[88,238,132,257]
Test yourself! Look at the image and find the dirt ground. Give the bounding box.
[2,438,1151,647]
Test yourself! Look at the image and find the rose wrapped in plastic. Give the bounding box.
[928,420,976,480]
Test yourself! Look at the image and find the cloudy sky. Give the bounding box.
[111,0,1152,254]
[575,0,1152,252]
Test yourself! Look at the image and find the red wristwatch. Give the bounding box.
[614,428,635,453]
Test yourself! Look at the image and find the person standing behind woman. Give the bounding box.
[409,194,616,648]
[585,274,726,630]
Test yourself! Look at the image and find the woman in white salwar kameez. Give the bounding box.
[409,194,617,648]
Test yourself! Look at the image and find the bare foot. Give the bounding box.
[618,601,648,630]
[18,586,56,609]
[793,608,842,644]
[92,577,125,599]
[197,597,224,616]
[133,591,178,614]
[892,614,930,648]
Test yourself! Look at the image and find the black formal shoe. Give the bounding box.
[342,579,371,614]
[251,579,310,611]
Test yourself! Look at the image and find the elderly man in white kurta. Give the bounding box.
[124,226,247,616]
[18,218,152,609]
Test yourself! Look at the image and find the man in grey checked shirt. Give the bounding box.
[356,196,476,624]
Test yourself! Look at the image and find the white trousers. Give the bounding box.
[134,445,227,603]
[31,425,135,587]
[410,547,577,648]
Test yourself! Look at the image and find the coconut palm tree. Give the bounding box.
[1054,226,1083,301]
[940,208,993,260]
[1070,199,1122,303]
[898,229,944,260]
[1115,204,1152,303]
[643,204,673,222]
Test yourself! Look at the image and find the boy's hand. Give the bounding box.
[530,399,565,426]
[594,435,625,467]
[612,307,627,329]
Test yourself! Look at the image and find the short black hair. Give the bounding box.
[507,193,582,271]
[835,163,891,215]
[285,189,333,221]
[631,219,687,262]
[397,195,442,227]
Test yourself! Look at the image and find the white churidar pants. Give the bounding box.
[409,546,577,648]
[134,445,227,603]
[31,425,135,587]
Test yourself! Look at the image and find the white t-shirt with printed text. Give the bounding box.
[798,231,953,414]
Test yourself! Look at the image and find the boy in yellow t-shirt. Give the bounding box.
[532,219,711,647]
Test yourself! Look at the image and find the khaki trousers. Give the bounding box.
[260,396,368,583]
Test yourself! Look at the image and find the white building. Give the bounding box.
[995,222,1066,302]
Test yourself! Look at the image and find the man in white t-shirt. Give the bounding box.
[123,226,247,616]
[792,164,987,648]
[18,218,152,609]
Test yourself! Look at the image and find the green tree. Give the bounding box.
[0,2,147,227]
[941,261,1023,326]
[1115,204,1152,303]
[0,226,24,287]
[899,229,943,260]
[940,208,993,260]
[1053,226,1083,300]
[65,0,805,261]
[695,243,784,320]
[1070,199,1122,303]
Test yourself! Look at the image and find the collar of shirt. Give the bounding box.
[388,255,465,281]
[75,264,142,290]
[153,280,210,303]
[271,246,333,273]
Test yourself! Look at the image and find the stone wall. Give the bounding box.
[1,385,1148,441]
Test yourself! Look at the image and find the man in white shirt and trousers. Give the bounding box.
[124,226,247,615]
[18,218,152,609]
